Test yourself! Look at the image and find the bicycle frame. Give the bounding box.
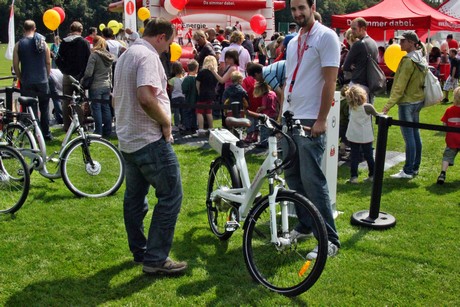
[17,96,92,180]
[209,122,292,246]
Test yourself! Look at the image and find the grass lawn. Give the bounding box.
[1,44,459,305]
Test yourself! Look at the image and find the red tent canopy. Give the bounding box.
[331,0,460,32]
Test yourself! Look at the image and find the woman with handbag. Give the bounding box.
[81,36,114,138]
[382,31,427,179]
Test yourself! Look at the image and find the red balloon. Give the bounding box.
[52,7,65,24]
[250,14,267,35]
[170,0,186,10]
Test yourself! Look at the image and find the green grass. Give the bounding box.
[1,48,459,304]
[0,45,15,88]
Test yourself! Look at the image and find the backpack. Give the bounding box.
[422,68,443,107]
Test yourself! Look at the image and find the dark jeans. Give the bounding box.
[121,138,183,265]
[62,75,84,131]
[182,105,196,131]
[281,119,340,248]
[171,96,185,127]
[349,141,375,178]
[20,82,51,137]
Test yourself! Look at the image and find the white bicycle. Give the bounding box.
[1,79,124,198]
[206,111,328,296]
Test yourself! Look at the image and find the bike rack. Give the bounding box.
[351,114,460,230]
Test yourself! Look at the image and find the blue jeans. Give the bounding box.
[121,138,183,265]
[281,119,340,248]
[48,76,63,124]
[171,97,185,127]
[349,141,375,178]
[89,87,112,137]
[20,82,51,137]
[398,102,423,175]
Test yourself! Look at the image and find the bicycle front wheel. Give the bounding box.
[0,145,30,214]
[206,156,241,240]
[61,136,124,197]
[243,190,328,297]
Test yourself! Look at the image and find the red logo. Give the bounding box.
[330,145,335,157]
[331,98,335,107]
[126,1,135,15]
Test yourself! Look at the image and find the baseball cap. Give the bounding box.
[395,31,419,43]
[289,23,297,29]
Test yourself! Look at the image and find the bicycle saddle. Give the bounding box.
[18,96,39,107]
[225,117,251,128]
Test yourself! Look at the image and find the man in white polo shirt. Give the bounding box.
[113,17,187,275]
[282,0,341,259]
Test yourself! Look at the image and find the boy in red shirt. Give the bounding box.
[437,87,460,184]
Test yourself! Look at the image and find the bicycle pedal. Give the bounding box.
[225,221,240,232]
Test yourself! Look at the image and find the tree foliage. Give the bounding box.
[0,0,121,43]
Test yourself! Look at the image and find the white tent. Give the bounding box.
[439,0,460,19]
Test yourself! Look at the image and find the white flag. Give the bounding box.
[5,0,15,60]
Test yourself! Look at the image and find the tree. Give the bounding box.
[0,0,121,43]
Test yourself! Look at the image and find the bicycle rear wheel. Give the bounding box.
[243,190,328,297]
[0,145,30,214]
[61,136,124,197]
[206,156,241,240]
[3,123,36,167]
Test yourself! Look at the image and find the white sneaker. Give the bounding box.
[390,170,413,179]
[346,177,358,184]
[290,229,313,242]
[363,176,374,183]
[306,241,339,260]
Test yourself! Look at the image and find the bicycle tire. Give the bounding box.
[206,156,242,240]
[242,190,328,297]
[0,145,30,214]
[3,123,36,168]
[61,136,124,197]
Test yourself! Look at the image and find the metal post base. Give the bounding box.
[350,210,396,230]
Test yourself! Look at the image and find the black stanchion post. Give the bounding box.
[5,87,14,111]
[351,115,396,229]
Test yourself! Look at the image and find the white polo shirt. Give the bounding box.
[113,39,171,153]
[283,21,340,119]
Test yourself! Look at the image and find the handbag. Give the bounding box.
[422,68,443,108]
[363,40,386,95]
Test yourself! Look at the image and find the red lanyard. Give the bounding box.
[287,24,314,100]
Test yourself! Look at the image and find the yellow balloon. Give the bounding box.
[118,22,123,29]
[139,27,145,35]
[108,20,120,35]
[138,7,151,21]
[43,9,61,31]
[99,23,106,31]
[170,42,182,62]
[384,44,407,72]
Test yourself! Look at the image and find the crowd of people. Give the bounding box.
[9,0,460,276]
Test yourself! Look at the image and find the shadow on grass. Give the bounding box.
[4,261,156,306]
[173,226,281,304]
[425,180,460,196]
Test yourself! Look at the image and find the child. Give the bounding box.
[442,48,459,103]
[222,71,249,119]
[196,56,219,137]
[253,81,278,148]
[437,87,460,184]
[168,61,185,131]
[345,85,375,184]
[181,60,199,134]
